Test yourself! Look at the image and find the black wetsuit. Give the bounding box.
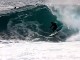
[50,22,57,32]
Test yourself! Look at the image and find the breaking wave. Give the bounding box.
[0,0,79,42]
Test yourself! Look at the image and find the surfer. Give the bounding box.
[50,22,57,32]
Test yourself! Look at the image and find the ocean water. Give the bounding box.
[0,4,78,42]
[0,5,64,41]
[0,0,80,60]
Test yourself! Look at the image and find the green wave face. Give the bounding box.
[0,5,62,40]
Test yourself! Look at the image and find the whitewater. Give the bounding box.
[0,0,80,60]
[0,40,80,60]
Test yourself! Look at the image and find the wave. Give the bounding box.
[0,5,77,42]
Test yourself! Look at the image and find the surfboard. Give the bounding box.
[49,31,59,36]
[49,25,63,37]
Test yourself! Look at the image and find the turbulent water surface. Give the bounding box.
[0,40,80,60]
